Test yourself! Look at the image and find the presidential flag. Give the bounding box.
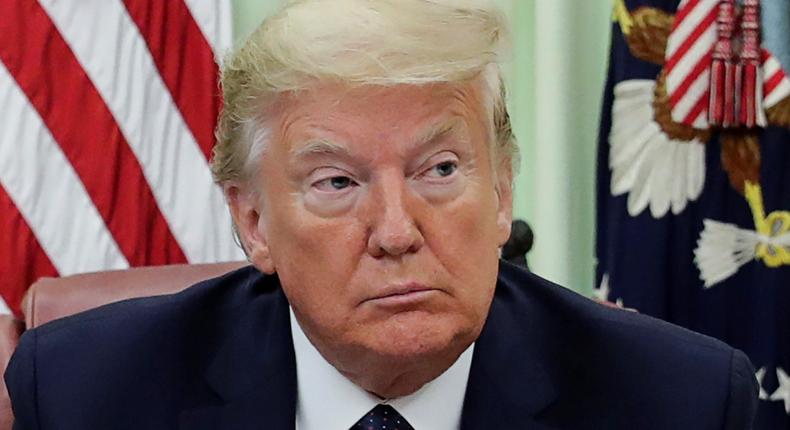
[598,0,790,427]
[0,0,245,317]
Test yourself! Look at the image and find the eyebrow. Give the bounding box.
[289,118,470,160]
[414,118,467,148]
[404,118,474,161]
[290,138,351,160]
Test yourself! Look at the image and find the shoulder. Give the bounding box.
[496,261,735,359]
[26,265,273,356]
[493,261,758,428]
[5,265,283,427]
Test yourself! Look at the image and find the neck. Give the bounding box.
[289,307,480,399]
[337,351,463,398]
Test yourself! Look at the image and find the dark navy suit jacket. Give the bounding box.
[6,262,758,429]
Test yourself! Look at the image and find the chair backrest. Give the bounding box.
[0,316,23,430]
[24,262,248,328]
[0,262,248,430]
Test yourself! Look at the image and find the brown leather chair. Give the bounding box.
[0,261,247,429]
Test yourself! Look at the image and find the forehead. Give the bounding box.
[270,81,491,155]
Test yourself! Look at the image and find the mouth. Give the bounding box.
[364,283,440,307]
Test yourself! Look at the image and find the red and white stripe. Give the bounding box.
[665,0,790,128]
[0,0,244,316]
[762,50,790,109]
[665,0,720,128]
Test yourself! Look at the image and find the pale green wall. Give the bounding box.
[515,2,611,294]
[230,0,281,42]
[228,0,611,293]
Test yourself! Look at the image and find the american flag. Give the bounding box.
[601,0,790,426]
[0,0,245,317]
[665,0,790,127]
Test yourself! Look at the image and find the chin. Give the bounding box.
[364,311,479,362]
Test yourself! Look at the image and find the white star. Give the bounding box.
[593,274,611,302]
[769,367,790,414]
[593,273,626,308]
[756,367,770,400]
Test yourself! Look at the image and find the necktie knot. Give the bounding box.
[351,404,414,430]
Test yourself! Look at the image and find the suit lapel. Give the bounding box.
[461,265,561,429]
[179,286,297,430]
[180,262,561,429]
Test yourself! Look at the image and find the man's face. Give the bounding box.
[235,80,512,376]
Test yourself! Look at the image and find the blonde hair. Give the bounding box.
[211,0,518,185]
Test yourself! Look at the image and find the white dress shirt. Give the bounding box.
[290,308,474,430]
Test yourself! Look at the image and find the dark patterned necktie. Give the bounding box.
[350,404,415,430]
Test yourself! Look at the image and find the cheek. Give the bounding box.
[422,180,502,303]
[266,200,368,308]
[425,180,501,262]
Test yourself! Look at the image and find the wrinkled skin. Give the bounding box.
[227,79,513,398]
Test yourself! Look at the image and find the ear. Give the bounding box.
[225,184,276,274]
[494,159,514,247]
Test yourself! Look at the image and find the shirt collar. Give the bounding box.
[290,307,474,430]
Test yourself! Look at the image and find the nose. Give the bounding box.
[366,172,425,258]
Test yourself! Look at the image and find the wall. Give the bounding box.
[228,0,612,293]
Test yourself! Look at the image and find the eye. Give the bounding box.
[432,161,457,177]
[313,175,358,192]
[422,160,458,180]
[329,176,353,189]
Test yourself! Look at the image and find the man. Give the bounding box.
[6,0,758,428]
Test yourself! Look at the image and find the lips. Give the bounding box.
[363,282,440,306]
[381,282,432,297]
